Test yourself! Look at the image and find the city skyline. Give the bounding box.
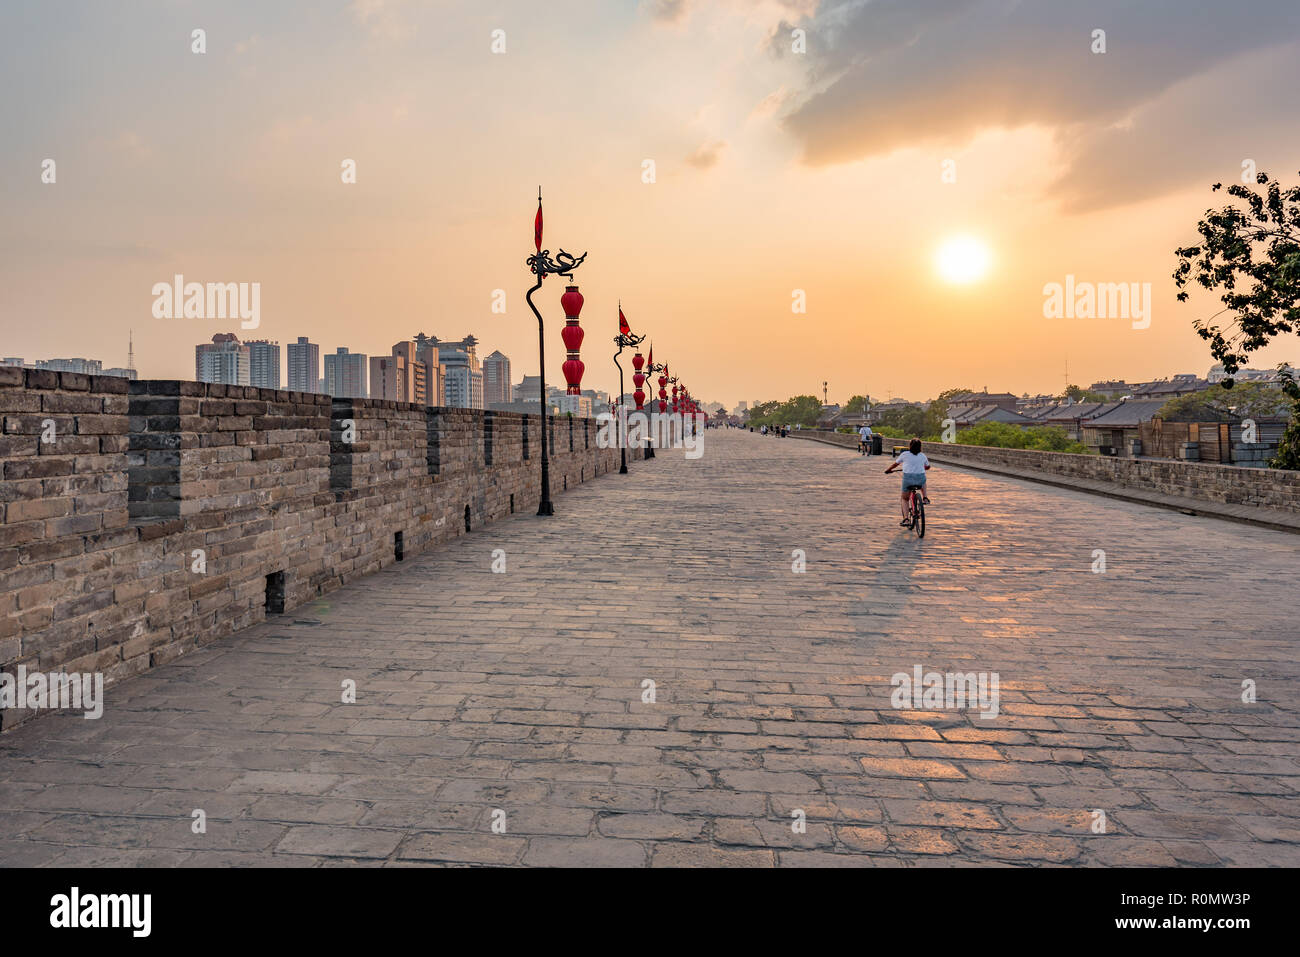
[4,335,1263,417]
[6,2,1300,403]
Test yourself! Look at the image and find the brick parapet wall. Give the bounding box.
[788,428,1300,514]
[1,370,639,731]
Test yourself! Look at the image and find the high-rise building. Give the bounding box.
[246,339,280,389]
[417,335,483,409]
[413,333,483,406]
[324,347,367,398]
[439,346,483,409]
[287,337,321,393]
[11,356,136,378]
[436,334,480,357]
[390,341,426,404]
[482,350,511,405]
[369,350,416,403]
[196,334,250,385]
[413,334,441,406]
[36,358,103,375]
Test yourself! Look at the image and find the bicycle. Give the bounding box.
[901,484,925,538]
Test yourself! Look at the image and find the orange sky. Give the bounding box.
[3,0,1298,410]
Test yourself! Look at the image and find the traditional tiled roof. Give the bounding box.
[953,405,1036,426]
[1132,378,1207,396]
[1082,399,1167,428]
[1042,401,1113,422]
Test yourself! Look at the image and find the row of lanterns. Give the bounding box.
[525,187,701,513]
[557,283,700,419]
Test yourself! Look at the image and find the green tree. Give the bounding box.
[746,396,820,427]
[876,405,940,440]
[1268,369,1300,469]
[1064,384,1107,403]
[1174,170,1300,380]
[872,424,906,438]
[956,421,1087,453]
[777,394,823,426]
[842,394,867,415]
[1174,169,1300,468]
[747,400,781,425]
[1157,382,1287,422]
[928,387,973,423]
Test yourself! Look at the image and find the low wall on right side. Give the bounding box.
[788,429,1300,515]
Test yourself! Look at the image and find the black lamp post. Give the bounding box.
[613,304,646,475]
[641,357,664,459]
[525,187,586,516]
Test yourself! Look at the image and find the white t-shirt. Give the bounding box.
[895,450,929,475]
[858,426,872,438]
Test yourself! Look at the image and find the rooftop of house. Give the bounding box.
[1083,399,1169,428]
[949,390,1018,405]
[1043,401,1123,421]
[1131,377,1208,396]
[953,404,1036,426]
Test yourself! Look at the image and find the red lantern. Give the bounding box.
[632,352,645,410]
[562,358,585,392]
[560,285,584,398]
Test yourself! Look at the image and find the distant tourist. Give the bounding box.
[858,423,873,455]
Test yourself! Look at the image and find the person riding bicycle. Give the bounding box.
[857,423,873,455]
[884,438,931,525]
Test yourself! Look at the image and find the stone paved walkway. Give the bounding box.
[2,430,1298,867]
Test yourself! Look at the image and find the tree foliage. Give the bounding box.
[747,395,822,427]
[1270,369,1300,469]
[1173,169,1300,381]
[1174,169,1300,468]
[928,387,973,423]
[1156,382,1287,422]
[956,421,1088,453]
[1064,384,1107,403]
[874,405,941,440]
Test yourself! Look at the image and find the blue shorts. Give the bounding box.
[902,474,926,490]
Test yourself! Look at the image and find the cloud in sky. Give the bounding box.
[685,139,728,170]
[3,0,1298,402]
[643,0,691,24]
[347,0,413,41]
[777,0,1300,208]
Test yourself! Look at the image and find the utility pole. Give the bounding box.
[823,380,828,404]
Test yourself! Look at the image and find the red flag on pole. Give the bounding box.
[647,343,653,369]
[534,188,543,252]
[619,307,631,336]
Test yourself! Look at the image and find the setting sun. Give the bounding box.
[935,235,993,284]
